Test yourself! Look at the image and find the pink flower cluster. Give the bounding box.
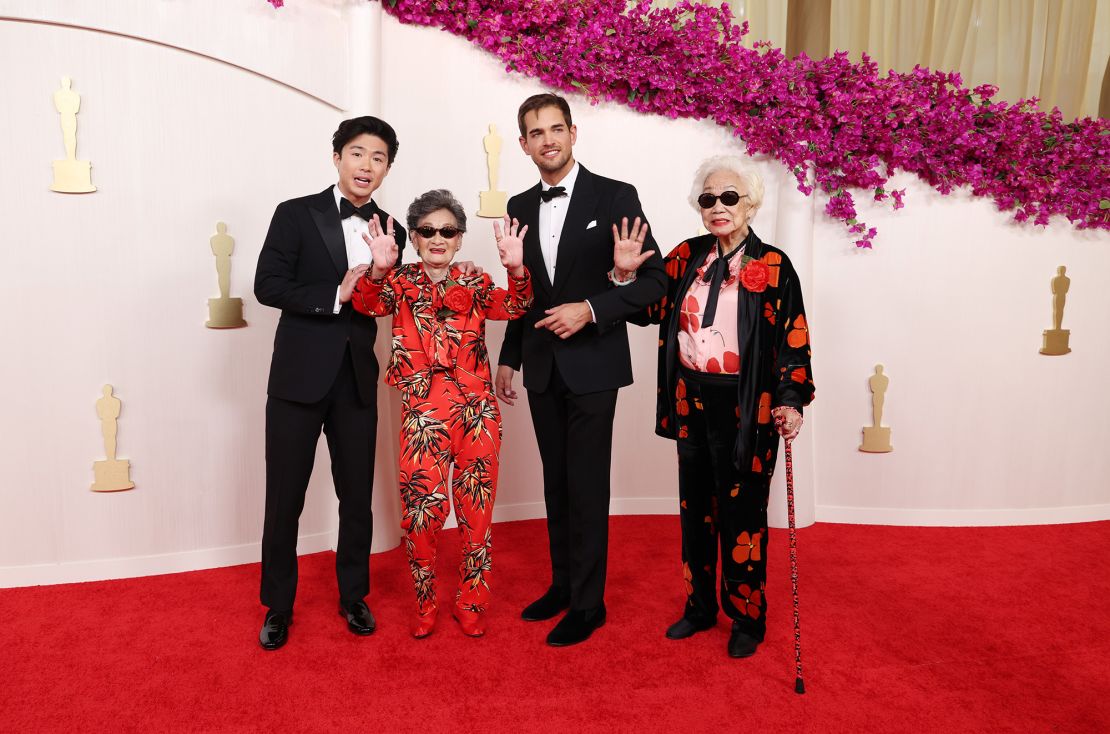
[272,0,1110,246]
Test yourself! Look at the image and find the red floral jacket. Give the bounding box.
[352,263,533,399]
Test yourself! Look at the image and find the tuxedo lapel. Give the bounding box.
[518,184,552,296]
[308,188,348,277]
[552,166,597,297]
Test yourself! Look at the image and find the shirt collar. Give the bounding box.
[540,161,580,201]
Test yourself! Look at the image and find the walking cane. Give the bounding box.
[784,438,806,694]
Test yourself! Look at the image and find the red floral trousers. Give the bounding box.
[398,370,501,616]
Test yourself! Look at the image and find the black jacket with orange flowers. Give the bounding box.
[352,264,533,400]
[632,230,814,477]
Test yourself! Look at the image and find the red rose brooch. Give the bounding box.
[438,283,473,319]
[739,258,770,293]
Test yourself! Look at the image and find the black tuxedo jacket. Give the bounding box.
[255,187,406,405]
[497,165,666,394]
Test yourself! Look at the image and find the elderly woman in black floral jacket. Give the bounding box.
[627,155,815,659]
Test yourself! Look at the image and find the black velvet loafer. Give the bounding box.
[546,604,606,647]
[521,586,570,622]
[259,610,291,651]
[665,616,716,640]
[339,600,377,635]
[727,622,760,658]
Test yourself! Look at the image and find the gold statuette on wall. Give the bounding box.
[92,385,134,492]
[1039,265,1071,356]
[477,124,507,218]
[206,222,246,328]
[51,77,96,193]
[859,364,893,453]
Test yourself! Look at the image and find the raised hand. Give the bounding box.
[361,214,398,277]
[493,215,527,278]
[611,216,653,278]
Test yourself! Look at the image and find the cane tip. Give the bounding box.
[795,677,806,694]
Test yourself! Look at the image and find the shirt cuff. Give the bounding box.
[608,268,637,286]
[585,299,596,323]
[332,287,342,315]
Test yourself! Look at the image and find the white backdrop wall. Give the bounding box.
[1,0,1107,588]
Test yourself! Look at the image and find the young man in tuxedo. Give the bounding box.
[254,116,406,650]
[495,93,666,646]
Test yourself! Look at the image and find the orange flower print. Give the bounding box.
[752,455,762,473]
[723,351,740,373]
[790,367,807,384]
[729,482,740,497]
[679,294,700,332]
[757,392,772,424]
[706,357,721,373]
[683,562,693,596]
[676,378,687,399]
[760,251,781,288]
[678,424,689,439]
[763,302,776,325]
[732,531,762,564]
[787,314,809,348]
[730,584,762,620]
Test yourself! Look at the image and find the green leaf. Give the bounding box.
[1100,199,1110,210]
[467,19,478,29]
[605,28,616,36]
[500,35,512,43]
[570,80,586,90]
[628,89,638,103]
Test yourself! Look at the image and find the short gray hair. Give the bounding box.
[688,155,764,213]
[406,189,467,232]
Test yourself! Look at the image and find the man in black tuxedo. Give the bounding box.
[495,93,666,646]
[254,117,406,650]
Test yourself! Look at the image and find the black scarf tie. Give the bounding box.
[700,243,743,328]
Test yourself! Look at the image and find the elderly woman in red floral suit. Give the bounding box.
[352,189,532,638]
[629,156,815,658]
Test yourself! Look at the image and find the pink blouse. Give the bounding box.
[677,245,744,374]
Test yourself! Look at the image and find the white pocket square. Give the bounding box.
[586,220,597,230]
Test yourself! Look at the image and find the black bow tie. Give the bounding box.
[700,244,743,329]
[340,198,375,221]
[539,186,567,203]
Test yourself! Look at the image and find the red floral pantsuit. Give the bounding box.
[352,264,532,614]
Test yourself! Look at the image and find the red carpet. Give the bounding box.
[3,517,1109,733]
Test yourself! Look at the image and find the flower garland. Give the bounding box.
[268,0,1110,247]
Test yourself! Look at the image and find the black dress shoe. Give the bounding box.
[339,600,377,635]
[727,622,761,658]
[521,586,570,622]
[259,610,291,651]
[665,616,716,640]
[546,604,606,647]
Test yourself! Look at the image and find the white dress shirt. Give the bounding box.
[538,163,599,321]
[538,162,580,285]
[332,185,375,314]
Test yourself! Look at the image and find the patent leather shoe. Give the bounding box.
[521,586,570,622]
[410,608,438,639]
[452,607,486,637]
[665,616,715,640]
[727,622,761,658]
[339,600,377,635]
[546,604,606,647]
[259,610,291,651]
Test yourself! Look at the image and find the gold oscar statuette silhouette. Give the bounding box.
[91,385,134,492]
[206,222,247,328]
[51,76,96,193]
[859,364,893,453]
[1039,265,1071,355]
[477,123,508,218]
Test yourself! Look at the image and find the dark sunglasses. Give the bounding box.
[413,225,463,239]
[697,191,747,209]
